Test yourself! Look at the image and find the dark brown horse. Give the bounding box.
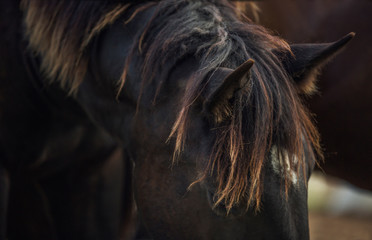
[0,1,135,239]
[255,0,372,191]
[1,0,353,239]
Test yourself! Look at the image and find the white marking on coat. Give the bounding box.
[270,146,298,185]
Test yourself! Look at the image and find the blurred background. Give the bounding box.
[308,173,372,240]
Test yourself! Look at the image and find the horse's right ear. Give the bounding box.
[278,32,355,94]
[203,59,254,123]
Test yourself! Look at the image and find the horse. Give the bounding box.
[0,1,135,239]
[255,0,372,192]
[1,0,353,239]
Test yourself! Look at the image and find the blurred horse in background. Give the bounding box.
[0,1,135,239]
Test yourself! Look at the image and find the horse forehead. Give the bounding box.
[270,146,299,185]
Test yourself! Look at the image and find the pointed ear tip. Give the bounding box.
[234,59,255,73]
[344,32,356,41]
[242,59,255,67]
[338,32,356,44]
[327,32,355,52]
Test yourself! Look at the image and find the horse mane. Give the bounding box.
[20,0,260,94]
[130,0,322,211]
[20,0,132,94]
[21,0,322,212]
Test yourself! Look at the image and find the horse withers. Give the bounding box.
[1,0,353,239]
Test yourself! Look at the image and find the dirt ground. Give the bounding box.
[309,212,372,240]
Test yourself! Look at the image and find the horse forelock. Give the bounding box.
[132,0,322,212]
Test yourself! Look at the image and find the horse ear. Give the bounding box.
[280,32,355,94]
[203,59,254,122]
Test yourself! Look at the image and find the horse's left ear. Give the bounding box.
[279,32,355,94]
